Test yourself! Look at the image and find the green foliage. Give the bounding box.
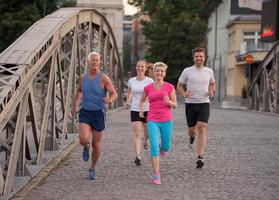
[0,0,76,52]
[123,40,132,75]
[129,0,207,83]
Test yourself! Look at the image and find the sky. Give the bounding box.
[122,0,138,15]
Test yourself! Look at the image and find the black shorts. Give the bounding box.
[130,111,148,123]
[79,109,105,132]
[185,103,210,127]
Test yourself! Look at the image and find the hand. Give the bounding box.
[185,91,193,98]
[208,90,215,97]
[103,97,112,104]
[124,102,130,109]
[163,95,170,106]
[71,106,77,117]
[139,111,145,118]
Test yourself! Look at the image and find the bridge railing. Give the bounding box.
[0,8,123,198]
[247,40,279,114]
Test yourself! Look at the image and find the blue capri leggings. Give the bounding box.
[147,120,173,157]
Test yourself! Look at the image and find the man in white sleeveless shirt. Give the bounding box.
[177,47,215,168]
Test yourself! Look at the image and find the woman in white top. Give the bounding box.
[125,60,154,166]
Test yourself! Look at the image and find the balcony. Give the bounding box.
[235,42,273,65]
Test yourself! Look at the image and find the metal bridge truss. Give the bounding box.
[248,41,279,113]
[0,8,123,198]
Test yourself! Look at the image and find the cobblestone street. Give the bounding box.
[22,103,279,200]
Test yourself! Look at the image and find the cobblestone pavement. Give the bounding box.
[23,103,279,200]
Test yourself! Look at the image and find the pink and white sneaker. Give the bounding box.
[152,173,161,185]
[160,149,169,157]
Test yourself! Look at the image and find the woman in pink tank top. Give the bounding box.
[139,62,177,185]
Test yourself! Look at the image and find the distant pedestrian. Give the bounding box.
[71,52,118,179]
[145,62,154,79]
[176,47,215,168]
[140,62,177,185]
[125,60,154,166]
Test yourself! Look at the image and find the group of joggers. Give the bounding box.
[71,47,216,185]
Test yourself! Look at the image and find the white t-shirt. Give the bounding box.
[178,65,215,103]
[127,77,154,111]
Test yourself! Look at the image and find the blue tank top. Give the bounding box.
[81,72,107,111]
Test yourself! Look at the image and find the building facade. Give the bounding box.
[203,0,272,102]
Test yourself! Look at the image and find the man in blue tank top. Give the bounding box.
[71,52,118,180]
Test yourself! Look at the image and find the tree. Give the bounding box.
[123,39,132,76]
[0,0,76,53]
[128,0,207,83]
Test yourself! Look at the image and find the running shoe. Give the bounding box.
[152,173,161,185]
[190,136,195,144]
[89,169,97,180]
[82,143,90,162]
[196,156,204,168]
[160,149,169,157]
[134,157,142,166]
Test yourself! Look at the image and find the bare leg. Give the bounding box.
[151,156,160,173]
[132,121,142,158]
[79,123,91,147]
[196,122,208,157]
[188,125,196,138]
[142,122,149,149]
[143,123,149,141]
[151,156,161,184]
[91,130,102,169]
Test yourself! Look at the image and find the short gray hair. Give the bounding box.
[153,62,168,72]
[87,52,100,61]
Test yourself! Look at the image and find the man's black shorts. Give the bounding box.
[130,111,148,123]
[185,103,210,127]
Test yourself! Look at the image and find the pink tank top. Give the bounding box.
[144,82,174,122]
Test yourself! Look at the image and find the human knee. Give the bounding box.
[149,138,160,157]
[161,137,171,152]
[150,149,159,157]
[92,140,101,147]
[196,123,207,132]
[134,131,141,139]
[79,138,89,146]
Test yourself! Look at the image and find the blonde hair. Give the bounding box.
[153,62,168,73]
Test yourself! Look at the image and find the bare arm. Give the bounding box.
[208,81,216,97]
[176,81,192,98]
[125,87,132,109]
[71,75,83,117]
[103,74,118,104]
[139,91,147,118]
[164,88,177,108]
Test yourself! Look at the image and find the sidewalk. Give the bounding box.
[16,102,279,200]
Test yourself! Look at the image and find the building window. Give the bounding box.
[242,31,272,52]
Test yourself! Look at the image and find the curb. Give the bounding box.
[10,108,123,200]
[10,138,79,200]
